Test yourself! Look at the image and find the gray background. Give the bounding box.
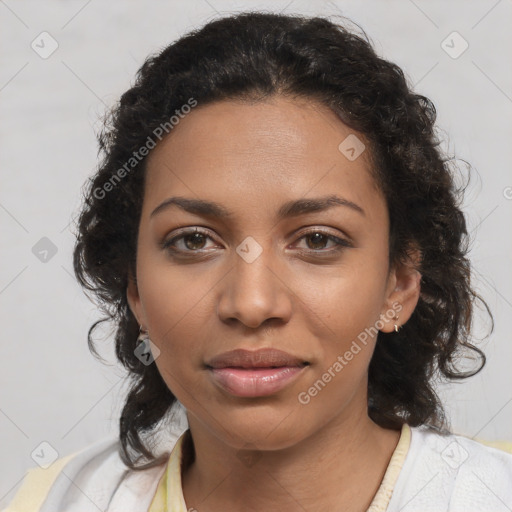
[1,0,511,506]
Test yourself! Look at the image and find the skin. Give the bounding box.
[127,95,421,511]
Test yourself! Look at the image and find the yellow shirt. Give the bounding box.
[148,423,412,512]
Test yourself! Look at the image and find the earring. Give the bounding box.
[135,325,160,366]
[137,325,150,343]
[394,314,401,333]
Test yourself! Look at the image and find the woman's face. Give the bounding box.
[128,95,419,450]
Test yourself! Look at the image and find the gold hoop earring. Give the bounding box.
[394,314,401,333]
[137,325,150,343]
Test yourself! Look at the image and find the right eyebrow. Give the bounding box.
[150,196,233,219]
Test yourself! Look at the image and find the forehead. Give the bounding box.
[142,96,385,223]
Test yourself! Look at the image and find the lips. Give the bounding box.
[205,348,309,369]
[206,348,310,397]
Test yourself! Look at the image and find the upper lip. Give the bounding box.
[206,348,309,369]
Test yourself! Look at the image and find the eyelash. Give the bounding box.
[161,227,353,257]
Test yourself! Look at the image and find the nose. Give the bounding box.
[216,245,293,330]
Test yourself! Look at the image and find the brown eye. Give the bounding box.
[295,230,353,254]
[182,232,208,251]
[161,228,217,254]
[304,232,330,250]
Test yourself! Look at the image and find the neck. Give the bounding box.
[181,405,402,512]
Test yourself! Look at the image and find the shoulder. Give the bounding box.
[388,425,512,511]
[2,435,176,512]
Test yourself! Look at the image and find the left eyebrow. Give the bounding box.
[149,194,365,220]
[277,195,365,218]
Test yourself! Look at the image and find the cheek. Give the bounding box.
[141,276,213,406]
[301,250,389,340]
[136,241,217,336]
[294,265,387,417]
[135,250,221,398]
[137,253,204,374]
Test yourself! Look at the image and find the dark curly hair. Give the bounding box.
[73,11,491,470]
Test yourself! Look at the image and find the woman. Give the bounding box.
[5,11,512,512]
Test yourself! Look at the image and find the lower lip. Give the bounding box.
[209,366,306,397]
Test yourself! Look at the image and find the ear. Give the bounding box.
[126,270,147,330]
[379,248,422,333]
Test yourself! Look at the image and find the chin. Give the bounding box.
[204,403,311,451]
